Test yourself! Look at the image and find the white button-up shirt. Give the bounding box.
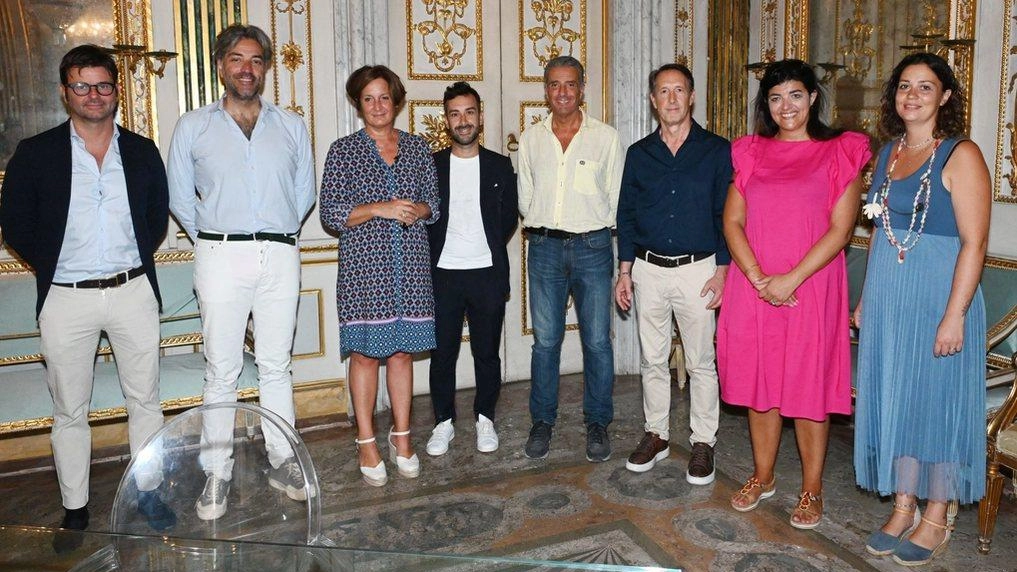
[54,123,143,282]
[517,110,623,233]
[167,96,315,242]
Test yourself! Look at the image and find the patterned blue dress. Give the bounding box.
[320,129,439,357]
[854,138,986,504]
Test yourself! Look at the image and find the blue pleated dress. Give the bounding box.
[854,138,986,504]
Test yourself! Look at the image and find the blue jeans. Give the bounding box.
[527,228,614,427]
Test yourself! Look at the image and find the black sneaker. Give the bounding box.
[138,490,177,532]
[524,421,553,459]
[586,423,611,462]
[52,505,88,554]
[686,442,716,485]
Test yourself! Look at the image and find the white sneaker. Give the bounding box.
[476,414,499,453]
[426,419,455,456]
[195,475,230,521]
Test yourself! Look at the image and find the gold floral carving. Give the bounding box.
[996,1,1017,203]
[113,0,156,140]
[270,0,315,150]
[674,1,693,68]
[519,0,587,82]
[410,0,480,77]
[409,100,452,153]
[841,0,875,81]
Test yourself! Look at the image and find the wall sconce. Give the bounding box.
[107,44,177,79]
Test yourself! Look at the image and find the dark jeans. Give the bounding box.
[526,228,615,427]
[428,266,505,424]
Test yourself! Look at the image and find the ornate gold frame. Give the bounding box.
[518,0,588,82]
[405,0,484,81]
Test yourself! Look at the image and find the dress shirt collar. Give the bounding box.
[209,95,280,118]
[69,119,120,145]
[539,108,592,132]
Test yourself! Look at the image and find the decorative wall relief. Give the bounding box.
[519,100,549,133]
[409,100,453,152]
[995,0,1017,203]
[407,0,482,80]
[174,0,246,113]
[270,0,315,151]
[519,0,586,82]
[674,1,693,68]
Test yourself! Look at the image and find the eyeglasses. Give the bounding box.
[64,82,116,97]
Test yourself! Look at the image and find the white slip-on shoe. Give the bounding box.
[475,414,499,453]
[426,419,455,456]
[354,436,388,487]
[388,428,421,478]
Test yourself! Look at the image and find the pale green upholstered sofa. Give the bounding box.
[0,255,259,435]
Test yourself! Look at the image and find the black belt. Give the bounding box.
[53,266,145,289]
[525,227,608,240]
[636,247,713,268]
[197,231,297,246]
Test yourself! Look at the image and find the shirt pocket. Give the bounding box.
[572,159,601,195]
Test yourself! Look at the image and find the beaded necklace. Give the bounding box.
[870,136,941,264]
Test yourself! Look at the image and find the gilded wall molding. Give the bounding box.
[270,0,316,152]
[293,288,325,359]
[519,0,587,82]
[113,0,157,140]
[760,0,779,65]
[674,0,693,68]
[709,0,749,141]
[994,0,1017,203]
[406,0,483,80]
[783,0,809,60]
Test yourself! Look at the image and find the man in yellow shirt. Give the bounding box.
[517,56,623,462]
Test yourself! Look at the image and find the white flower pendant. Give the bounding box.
[862,202,884,220]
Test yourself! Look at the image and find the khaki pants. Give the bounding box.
[632,256,720,445]
[39,277,164,509]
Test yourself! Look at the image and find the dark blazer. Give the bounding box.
[428,146,518,296]
[0,121,169,317]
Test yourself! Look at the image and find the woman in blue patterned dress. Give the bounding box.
[320,65,439,487]
[853,53,990,566]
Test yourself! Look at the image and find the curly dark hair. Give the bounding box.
[878,52,965,140]
[752,59,842,141]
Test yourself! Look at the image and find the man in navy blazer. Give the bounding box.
[0,45,173,542]
[426,82,517,456]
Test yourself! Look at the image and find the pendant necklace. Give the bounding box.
[872,136,940,264]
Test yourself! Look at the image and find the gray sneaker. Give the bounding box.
[268,458,314,501]
[524,421,553,459]
[586,423,611,462]
[195,476,230,521]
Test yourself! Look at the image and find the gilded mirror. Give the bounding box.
[0,0,157,184]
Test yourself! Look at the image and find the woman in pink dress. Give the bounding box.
[718,59,870,529]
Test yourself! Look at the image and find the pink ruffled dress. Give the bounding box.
[717,132,871,420]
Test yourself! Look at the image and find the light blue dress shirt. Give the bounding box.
[53,123,143,283]
[167,96,315,242]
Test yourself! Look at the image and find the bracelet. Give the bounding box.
[619,271,630,276]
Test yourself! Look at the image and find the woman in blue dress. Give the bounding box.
[853,52,990,566]
[320,65,439,487]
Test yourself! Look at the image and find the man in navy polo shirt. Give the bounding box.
[614,63,732,485]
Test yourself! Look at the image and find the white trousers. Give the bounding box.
[39,277,164,510]
[194,238,300,479]
[632,256,720,445]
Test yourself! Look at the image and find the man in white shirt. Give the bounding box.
[425,82,517,457]
[167,24,315,520]
[517,56,623,463]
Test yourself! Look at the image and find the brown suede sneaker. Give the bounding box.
[625,432,670,473]
[686,442,716,485]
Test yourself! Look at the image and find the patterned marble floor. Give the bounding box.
[1,373,1015,571]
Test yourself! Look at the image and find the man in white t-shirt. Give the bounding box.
[426,82,518,456]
